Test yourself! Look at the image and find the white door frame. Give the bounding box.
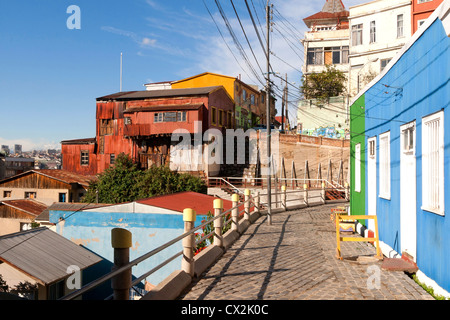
[400,121,417,261]
[367,136,377,232]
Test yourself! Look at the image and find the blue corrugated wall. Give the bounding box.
[364,18,450,292]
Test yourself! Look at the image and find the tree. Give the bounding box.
[301,65,347,101]
[82,153,141,204]
[135,165,207,199]
[0,274,8,293]
[82,153,207,204]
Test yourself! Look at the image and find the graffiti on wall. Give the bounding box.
[298,126,349,140]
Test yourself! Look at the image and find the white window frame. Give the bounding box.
[355,143,361,192]
[370,21,376,44]
[422,111,444,215]
[352,24,363,46]
[417,19,426,29]
[379,131,391,199]
[397,14,404,38]
[402,122,415,155]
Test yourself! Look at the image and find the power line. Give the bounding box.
[229,0,265,76]
[202,0,253,82]
[214,0,265,86]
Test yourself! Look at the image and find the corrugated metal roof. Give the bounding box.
[137,191,243,216]
[0,227,102,285]
[61,138,96,145]
[123,103,204,113]
[36,202,112,222]
[0,169,96,187]
[33,169,96,186]
[96,86,223,101]
[1,199,47,217]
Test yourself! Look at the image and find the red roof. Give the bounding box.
[1,199,47,217]
[0,169,96,187]
[137,191,244,216]
[303,11,348,21]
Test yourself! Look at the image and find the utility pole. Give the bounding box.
[120,52,123,92]
[265,1,272,225]
[284,73,288,131]
[280,74,289,132]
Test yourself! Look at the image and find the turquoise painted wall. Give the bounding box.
[50,210,206,299]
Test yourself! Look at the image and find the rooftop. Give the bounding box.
[137,191,243,215]
[0,227,102,285]
[96,86,224,101]
[1,199,47,217]
[0,169,96,187]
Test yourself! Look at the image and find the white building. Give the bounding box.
[298,0,350,137]
[348,0,412,97]
[301,0,350,81]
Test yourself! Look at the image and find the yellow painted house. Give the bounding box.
[170,72,275,129]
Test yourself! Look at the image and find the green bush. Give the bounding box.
[82,153,207,204]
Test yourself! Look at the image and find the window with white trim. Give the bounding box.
[379,131,390,199]
[355,143,361,192]
[402,122,415,154]
[370,21,376,43]
[352,24,363,46]
[422,111,444,215]
[397,14,404,38]
[369,139,376,158]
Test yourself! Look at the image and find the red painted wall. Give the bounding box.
[62,87,235,176]
[412,0,443,34]
[61,142,97,176]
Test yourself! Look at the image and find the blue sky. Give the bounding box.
[1,0,366,151]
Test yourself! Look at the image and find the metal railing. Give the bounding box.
[59,183,348,301]
[59,192,256,300]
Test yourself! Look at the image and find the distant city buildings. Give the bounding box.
[0,147,62,180]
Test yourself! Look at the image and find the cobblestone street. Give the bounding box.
[178,204,434,300]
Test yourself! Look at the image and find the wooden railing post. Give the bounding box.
[344,182,349,201]
[111,228,132,300]
[303,183,308,206]
[254,191,260,214]
[244,189,251,220]
[231,193,239,232]
[182,208,196,277]
[321,181,326,204]
[281,185,287,210]
[213,199,224,248]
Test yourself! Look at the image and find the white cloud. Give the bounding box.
[0,137,60,152]
[101,26,158,49]
[141,37,157,47]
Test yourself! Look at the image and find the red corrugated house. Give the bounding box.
[62,86,234,176]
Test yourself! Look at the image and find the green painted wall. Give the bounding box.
[349,94,366,218]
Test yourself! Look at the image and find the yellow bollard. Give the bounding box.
[111,228,132,300]
[244,189,251,220]
[182,208,196,277]
[231,193,239,231]
[213,199,224,247]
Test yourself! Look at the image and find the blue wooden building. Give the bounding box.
[349,0,450,297]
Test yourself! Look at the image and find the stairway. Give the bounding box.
[325,189,346,200]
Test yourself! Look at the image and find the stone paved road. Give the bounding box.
[178,204,434,300]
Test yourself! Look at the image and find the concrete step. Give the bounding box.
[381,257,418,273]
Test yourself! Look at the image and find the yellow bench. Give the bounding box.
[335,215,382,260]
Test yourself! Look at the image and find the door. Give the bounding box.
[400,122,417,261]
[367,137,377,231]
